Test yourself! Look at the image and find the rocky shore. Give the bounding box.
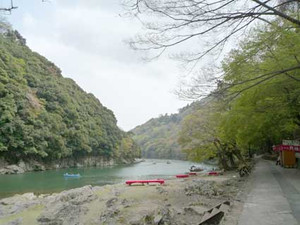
[0,157,137,175]
[0,172,248,225]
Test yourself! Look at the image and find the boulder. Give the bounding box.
[0,193,39,217]
[105,197,118,208]
[154,214,163,224]
[0,165,24,174]
[38,186,97,225]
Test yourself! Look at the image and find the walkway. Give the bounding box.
[238,159,300,225]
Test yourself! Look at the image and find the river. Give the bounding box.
[0,159,213,198]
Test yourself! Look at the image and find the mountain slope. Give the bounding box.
[0,23,140,166]
[131,100,209,159]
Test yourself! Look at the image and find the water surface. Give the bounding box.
[0,159,212,198]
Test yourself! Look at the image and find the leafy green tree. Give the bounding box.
[178,17,300,168]
[0,22,139,164]
[219,18,300,155]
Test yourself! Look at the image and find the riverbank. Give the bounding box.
[0,156,138,175]
[0,171,248,225]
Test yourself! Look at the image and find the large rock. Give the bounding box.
[0,193,39,217]
[18,160,45,172]
[37,185,97,225]
[0,165,24,174]
[0,160,46,175]
[0,156,130,175]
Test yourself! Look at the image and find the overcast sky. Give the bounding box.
[3,0,191,131]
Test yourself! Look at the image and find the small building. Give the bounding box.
[273,145,300,168]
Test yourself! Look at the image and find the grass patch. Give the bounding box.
[0,204,44,225]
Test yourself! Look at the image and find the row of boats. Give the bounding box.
[63,165,205,178]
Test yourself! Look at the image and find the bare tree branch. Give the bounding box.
[124,0,300,62]
[0,0,17,12]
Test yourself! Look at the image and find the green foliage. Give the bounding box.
[222,19,300,153]
[131,101,205,159]
[178,107,217,162]
[178,18,300,169]
[0,27,139,163]
[178,98,241,169]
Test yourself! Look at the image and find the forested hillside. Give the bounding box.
[131,99,210,159]
[0,22,140,165]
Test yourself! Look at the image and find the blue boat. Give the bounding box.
[63,173,81,178]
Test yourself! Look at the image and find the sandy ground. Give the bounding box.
[0,171,249,225]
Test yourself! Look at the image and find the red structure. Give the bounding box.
[176,174,189,178]
[188,172,197,176]
[273,145,300,152]
[125,179,165,185]
[208,171,219,176]
[273,145,300,167]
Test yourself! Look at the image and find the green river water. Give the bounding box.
[0,159,213,199]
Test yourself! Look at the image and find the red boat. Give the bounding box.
[176,174,189,178]
[125,179,165,185]
[188,172,197,176]
[208,171,219,176]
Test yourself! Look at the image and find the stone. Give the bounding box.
[37,186,97,225]
[144,214,154,224]
[129,219,142,225]
[154,214,163,224]
[106,197,118,208]
[0,192,40,217]
[184,180,224,197]
[5,218,22,225]
[0,165,24,174]
[156,187,167,194]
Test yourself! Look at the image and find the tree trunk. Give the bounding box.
[213,139,230,170]
[233,149,245,164]
[228,153,236,168]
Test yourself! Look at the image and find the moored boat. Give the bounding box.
[176,174,189,178]
[63,173,81,178]
[189,165,203,172]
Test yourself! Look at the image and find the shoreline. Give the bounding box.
[0,159,214,200]
[0,170,248,225]
[0,156,141,175]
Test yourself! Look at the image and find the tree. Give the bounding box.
[178,97,245,169]
[0,0,17,12]
[178,17,300,166]
[124,0,300,101]
[219,18,300,151]
[0,23,139,164]
[0,0,48,13]
[125,0,300,61]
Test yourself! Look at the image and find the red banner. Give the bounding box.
[273,145,300,152]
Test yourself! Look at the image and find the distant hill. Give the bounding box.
[131,99,210,159]
[0,21,140,167]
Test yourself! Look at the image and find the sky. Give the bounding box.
[1,0,190,131]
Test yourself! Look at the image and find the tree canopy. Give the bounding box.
[178,16,300,168]
[0,23,140,164]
